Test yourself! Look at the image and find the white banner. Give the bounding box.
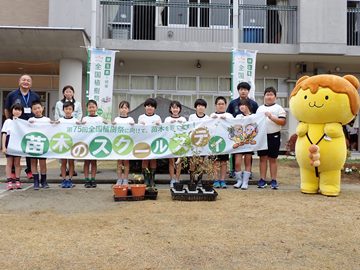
[231,49,257,100]
[88,48,116,122]
[8,115,268,160]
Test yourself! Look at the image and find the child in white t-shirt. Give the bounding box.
[138,98,161,188]
[28,101,52,190]
[113,100,135,185]
[164,101,186,188]
[81,100,106,188]
[256,87,286,190]
[233,99,256,190]
[188,98,210,184]
[56,101,81,188]
[1,103,23,190]
[210,96,233,188]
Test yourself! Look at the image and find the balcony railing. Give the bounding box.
[347,7,360,46]
[100,0,298,44]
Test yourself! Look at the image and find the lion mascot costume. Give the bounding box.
[289,75,360,196]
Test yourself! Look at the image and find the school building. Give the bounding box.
[0,0,359,151]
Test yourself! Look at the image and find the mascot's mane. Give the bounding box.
[290,74,360,115]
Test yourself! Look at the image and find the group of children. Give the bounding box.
[1,86,286,191]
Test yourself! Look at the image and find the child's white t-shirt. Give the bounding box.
[138,114,162,125]
[1,119,14,135]
[256,103,286,134]
[210,112,234,119]
[164,116,187,124]
[113,116,135,124]
[28,116,51,123]
[59,117,78,124]
[188,113,210,122]
[82,115,104,124]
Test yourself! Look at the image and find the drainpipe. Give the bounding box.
[91,0,97,48]
[233,0,239,51]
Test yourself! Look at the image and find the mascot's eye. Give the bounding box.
[325,96,329,100]
[304,95,307,99]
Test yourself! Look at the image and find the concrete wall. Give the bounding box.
[0,0,49,26]
[298,0,347,53]
[48,0,91,33]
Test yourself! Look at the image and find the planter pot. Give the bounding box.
[188,182,197,191]
[173,182,184,191]
[130,184,146,197]
[202,180,213,192]
[113,185,128,197]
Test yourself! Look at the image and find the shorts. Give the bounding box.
[257,132,281,158]
[215,154,229,161]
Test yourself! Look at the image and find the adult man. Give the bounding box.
[4,74,40,179]
[226,82,259,183]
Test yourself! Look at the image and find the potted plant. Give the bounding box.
[130,174,146,197]
[189,155,217,192]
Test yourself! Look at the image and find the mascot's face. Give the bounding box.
[290,75,360,124]
[290,87,353,124]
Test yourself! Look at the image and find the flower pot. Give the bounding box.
[188,182,197,191]
[113,185,128,197]
[173,182,184,191]
[202,180,213,192]
[130,184,146,197]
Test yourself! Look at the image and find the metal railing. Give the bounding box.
[100,0,298,44]
[347,7,360,46]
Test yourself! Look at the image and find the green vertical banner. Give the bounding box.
[231,49,257,100]
[88,48,116,122]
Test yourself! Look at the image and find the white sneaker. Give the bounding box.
[233,180,242,189]
[116,179,123,185]
[170,179,176,188]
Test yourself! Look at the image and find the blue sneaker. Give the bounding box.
[213,180,221,189]
[67,179,74,188]
[220,180,227,189]
[270,179,279,190]
[257,179,267,188]
[61,179,67,188]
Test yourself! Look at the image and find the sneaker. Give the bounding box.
[220,180,227,189]
[6,181,14,190]
[84,181,92,188]
[41,181,50,189]
[116,179,123,185]
[67,179,74,188]
[213,180,221,189]
[270,179,279,190]
[257,179,267,189]
[91,181,97,188]
[26,171,34,179]
[169,179,176,188]
[15,181,22,189]
[122,179,128,186]
[61,179,68,188]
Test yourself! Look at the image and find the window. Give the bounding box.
[211,0,230,27]
[130,75,154,90]
[158,76,176,90]
[178,77,196,90]
[199,77,217,92]
[189,0,210,27]
[169,0,188,24]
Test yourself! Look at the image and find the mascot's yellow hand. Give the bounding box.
[324,123,343,138]
[296,122,308,137]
